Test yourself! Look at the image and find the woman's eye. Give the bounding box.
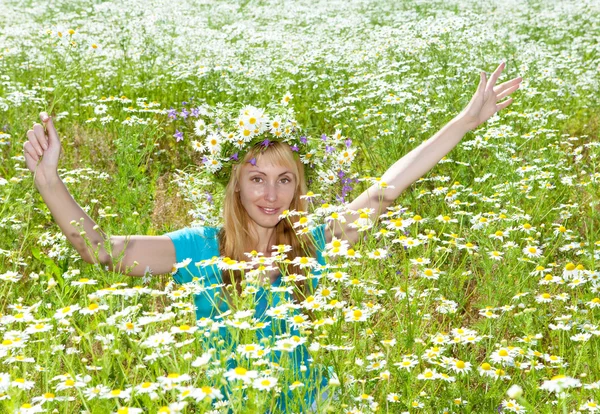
[281,178,291,184]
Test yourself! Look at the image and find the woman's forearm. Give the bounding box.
[35,174,111,264]
[377,115,472,203]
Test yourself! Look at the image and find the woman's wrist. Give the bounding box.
[452,113,479,134]
[34,172,61,191]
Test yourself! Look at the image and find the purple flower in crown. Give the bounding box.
[191,107,200,117]
[290,144,299,152]
[325,145,334,153]
[168,108,177,120]
[174,129,184,142]
[300,136,308,144]
[321,133,328,141]
[261,139,272,149]
[180,108,189,119]
[202,155,208,164]
[345,138,352,148]
[248,157,257,166]
[230,152,239,161]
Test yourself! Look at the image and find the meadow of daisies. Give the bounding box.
[1,0,600,412]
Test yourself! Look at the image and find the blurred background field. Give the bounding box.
[0,0,599,412]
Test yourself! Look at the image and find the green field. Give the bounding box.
[1,0,600,412]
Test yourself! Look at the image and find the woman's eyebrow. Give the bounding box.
[249,170,293,176]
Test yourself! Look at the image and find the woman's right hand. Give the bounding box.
[24,112,62,187]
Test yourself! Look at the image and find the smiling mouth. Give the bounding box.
[258,206,279,215]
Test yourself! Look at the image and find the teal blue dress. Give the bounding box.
[165,224,330,412]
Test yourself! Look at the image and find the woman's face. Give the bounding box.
[236,160,296,229]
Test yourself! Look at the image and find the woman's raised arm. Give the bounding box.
[24,113,176,277]
[325,62,523,246]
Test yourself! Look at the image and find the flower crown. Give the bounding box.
[168,98,358,226]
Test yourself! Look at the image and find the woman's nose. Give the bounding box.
[264,183,277,201]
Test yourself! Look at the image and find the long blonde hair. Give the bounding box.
[217,141,318,300]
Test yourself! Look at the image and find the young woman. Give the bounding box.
[23,62,521,412]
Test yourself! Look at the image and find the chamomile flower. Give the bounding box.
[224,367,258,384]
[539,375,581,393]
[367,248,388,259]
[522,245,543,258]
[252,376,278,391]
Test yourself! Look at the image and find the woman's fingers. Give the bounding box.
[23,141,40,162]
[27,128,44,157]
[40,112,59,146]
[493,77,523,96]
[496,83,521,101]
[485,62,506,94]
[33,123,49,150]
[496,98,513,112]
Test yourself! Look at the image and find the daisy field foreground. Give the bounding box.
[0,0,599,412]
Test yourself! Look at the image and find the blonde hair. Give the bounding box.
[218,141,318,301]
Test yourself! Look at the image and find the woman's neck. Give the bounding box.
[252,224,276,255]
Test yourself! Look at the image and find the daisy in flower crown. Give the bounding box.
[25,62,522,412]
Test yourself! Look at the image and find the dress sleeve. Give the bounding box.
[164,227,217,284]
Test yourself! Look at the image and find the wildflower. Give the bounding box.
[0,271,22,282]
[478,362,496,378]
[53,304,81,320]
[193,119,207,136]
[458,242,478,253]
[420,268,443,280]
[79,303,109,315]
[448,359,472,374]
[535,293,553,303]
[502,399,526,413]
[252,376,278,391]
[571,333,592,342]
[100,388,132,400]
[344,308,369,322]
[280,92,293,106]
[141,332,175,348]
[71,278,98,286]
[580,400,600,412]
[417,368,440,380]
[174,130,184,142]
[507,384,523,398]
[170,324,198,334]
[15,403,44,414]
[115,408,144,414]
[387,393,401,403]
[488,250,504,261]
[134,381,159,395]
[354,393,374,402]
[394,357,418,371]
[12,377,36,390]
[367,248,388,259]
[490,348,516,365]
[83,384,111,400]
[224,367,258,384]
[194,385,223,401]
[289,381,304,391]
[522,245,543,258]
[539,375,581,393]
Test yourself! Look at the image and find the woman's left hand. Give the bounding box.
[459,62,523,131]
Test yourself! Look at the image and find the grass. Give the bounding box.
[0,0,600,412]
